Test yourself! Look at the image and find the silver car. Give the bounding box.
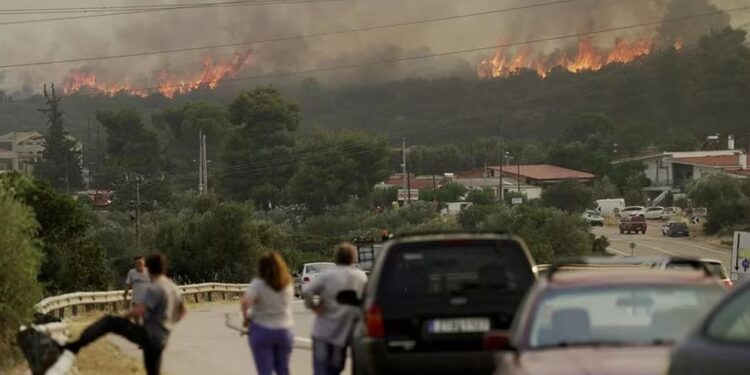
[293,262,335,297]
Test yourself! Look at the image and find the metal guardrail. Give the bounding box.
[36,282,247,318]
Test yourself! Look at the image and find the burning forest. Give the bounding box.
[476,36,683,79]
[62,50,253,98]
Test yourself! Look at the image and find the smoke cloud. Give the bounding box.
[0,0,742,96]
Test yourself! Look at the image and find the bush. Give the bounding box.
[541,179,593,213]
[477,205,593,263]
[704,199,750,235]
[0,189,43,365]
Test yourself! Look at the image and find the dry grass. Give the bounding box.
[66,314,146,375]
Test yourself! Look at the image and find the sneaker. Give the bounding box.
[45,349,76,375]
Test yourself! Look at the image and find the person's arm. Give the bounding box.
[123,271,132,301]
[301,274,326,315]
[125,303,145,319]
[241,280,259,327]
[175,300,187,323]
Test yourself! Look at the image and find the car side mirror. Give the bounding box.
[336,290,362,306]
[484,330,514,351]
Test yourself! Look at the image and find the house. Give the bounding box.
[0,139,19,172]
[614,150,747,188]
[487,164,595,187]
[453,168,542,200]
[0,131,83,173]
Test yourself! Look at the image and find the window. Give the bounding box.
[528,285,724,348]
[706,289,750,343]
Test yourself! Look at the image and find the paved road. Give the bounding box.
[592,223,732,270]
[112,300,346,375]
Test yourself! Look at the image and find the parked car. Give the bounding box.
[667,278,750,375]
[293,262,335,297]
[662,221,690,237]
[581,210,604,226]
[487,259,726,375]
[341,232,536,375]
[620,205,646,217]
[619,216,648,234]
[644,206,666,220]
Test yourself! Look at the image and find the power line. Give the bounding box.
[91,4,750,96]
[0,0,325,13]
[0,0,342,26]
[0,0,579,70]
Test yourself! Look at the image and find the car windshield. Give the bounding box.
[672,223,688,229]
[529,285,724,349]
[380,241,533,300]
[306,263,334,274]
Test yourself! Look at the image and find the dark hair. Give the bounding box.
[335,242,356,265]
[146,253,167,276]
[133,256,144,262]
[258,252,291,291]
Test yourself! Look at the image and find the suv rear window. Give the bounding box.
[631,216,646,222]
[379,240,533,300]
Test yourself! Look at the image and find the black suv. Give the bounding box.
[345,232,536,375]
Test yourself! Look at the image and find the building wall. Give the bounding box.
[643,157,672,186]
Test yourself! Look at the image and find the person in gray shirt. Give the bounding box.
[303,243,368,375]
[47,253,186,375]
[124,255,150,307]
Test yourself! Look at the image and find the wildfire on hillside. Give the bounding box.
[477,36,677,79]
[62,50,253,98]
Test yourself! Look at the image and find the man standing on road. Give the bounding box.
[124,255,150,308]
[302,243,368,375]
[46,253,186,375]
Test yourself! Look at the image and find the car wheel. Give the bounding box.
[620,229,625,234]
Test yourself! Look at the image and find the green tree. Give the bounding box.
[467,187,496,206]
[689,175,750,234]
[420,182,467,202]
[153,102,232,186]
[478,205,593,263]
[519,144,547,164]
[34,84,83,191]
[223,87,300,201]
[287,130,390,213]
[541,179,594,213]
[97,108,161,178]
[0,187,43,364]
[0,173,110,293]
[592,176,620,200]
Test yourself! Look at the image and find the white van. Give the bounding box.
[595,198,626,217]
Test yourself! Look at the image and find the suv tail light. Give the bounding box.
[365,303,385,338]
[303,277,310,283]
[484,331,512,351]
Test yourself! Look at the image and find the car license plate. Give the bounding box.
[427,318,491,334]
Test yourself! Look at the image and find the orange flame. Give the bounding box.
[63,51,253,98]
[478,37,655,79]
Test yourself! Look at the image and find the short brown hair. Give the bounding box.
[258,252,292,291]
[146,253,167,275]
[334,242,356,265]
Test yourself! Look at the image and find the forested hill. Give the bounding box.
[1,27,749,148]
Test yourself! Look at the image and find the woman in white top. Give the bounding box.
[241,252,295,375]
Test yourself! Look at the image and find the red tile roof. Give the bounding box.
[672,155,741,167]
[490,164,594,180]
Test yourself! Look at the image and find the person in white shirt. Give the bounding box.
[124,256,150,307]
[302,243,368,375]
[241,251,295,375]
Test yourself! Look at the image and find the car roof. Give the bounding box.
[389,231,513,243]
[304,262,335,266]
[545,269,719,288]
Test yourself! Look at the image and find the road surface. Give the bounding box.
[111,300,343,375]
[593,223,732,270]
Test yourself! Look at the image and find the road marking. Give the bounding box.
[610,239,677,256]
[653,238,730,256]
[607,247,629,256]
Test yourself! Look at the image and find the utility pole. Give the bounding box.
[135,176,141,250]
[402,137,408,204]
[198,129,204,194]
[498,122,505,203]
[202,132,208,194]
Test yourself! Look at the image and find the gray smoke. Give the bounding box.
[0,0,742,96]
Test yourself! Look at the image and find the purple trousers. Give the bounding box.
[248,322,294,375]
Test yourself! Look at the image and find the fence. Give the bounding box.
[35,283,247,318]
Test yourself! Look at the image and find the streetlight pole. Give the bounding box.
[135,176,141,251]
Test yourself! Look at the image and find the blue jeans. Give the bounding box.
[312,339,346,375]
[248,322,294,375]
